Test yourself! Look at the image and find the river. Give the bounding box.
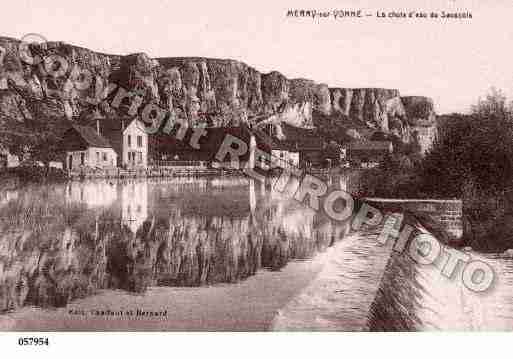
[0,176,511,331]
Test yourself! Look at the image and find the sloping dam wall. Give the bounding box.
[272,199,465,331]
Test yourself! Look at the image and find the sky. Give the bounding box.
[1,0,513,114]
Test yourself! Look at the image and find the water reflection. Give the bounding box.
[0,190,18,208]
[121,181,148,234]
[0,177,349,312]
[65,181,118,208]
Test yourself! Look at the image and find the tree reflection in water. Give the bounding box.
[0,178,350,312]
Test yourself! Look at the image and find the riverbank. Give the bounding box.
[0,166,67,190]
[0,258,322,331]
[1,164,355,187]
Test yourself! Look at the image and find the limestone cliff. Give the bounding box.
[0,35,437,152]
[401,96,437,154]
[401,96,436,127]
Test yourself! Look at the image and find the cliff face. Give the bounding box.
[400,96,437,153]
[401,96,436,126]
[0,36,436,149]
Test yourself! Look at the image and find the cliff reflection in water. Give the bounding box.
[0,177,348,312]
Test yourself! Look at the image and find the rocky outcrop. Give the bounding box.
[401,96,436,127]
[400,96,437,153]
[328,88,405,132]
[0,35,436,148]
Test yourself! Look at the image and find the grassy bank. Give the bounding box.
[0,165,67,190]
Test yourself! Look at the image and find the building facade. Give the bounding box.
[122,120,148,168]
[347,141,393,166]
[67,146,118,170]
[66,117,150,170]
[270,149,300,168]
[0,150,20,168]
[62,125,118,170]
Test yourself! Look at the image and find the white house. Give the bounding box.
[252,128,300,170]
[122,120,148,168]
[62,125,118,170]
[0,150,20,168]
[271,148,299,168]
[62,117,149,170]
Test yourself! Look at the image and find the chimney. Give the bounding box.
[92,108,103,136]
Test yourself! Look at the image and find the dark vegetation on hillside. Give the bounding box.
[361,88,513,251]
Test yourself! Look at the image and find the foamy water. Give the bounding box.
[410,250,513,331]
[272,227,395,331]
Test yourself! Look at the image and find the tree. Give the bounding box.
[471,86,513,119]
[417,88,513,198]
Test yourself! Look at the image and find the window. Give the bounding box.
[127,135,132,148]
[137,152,142,163]
[96,152,100,162]
[129,151,138,163]
[137,136,143,148]
[103,152,107,161]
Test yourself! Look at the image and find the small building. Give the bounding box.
[347,141,393,166]
[99,117,149,169]
[270,146,300,168]
[61,125,118,170]
[153,123,300,170]
[153,125,254,166]
[252,128,300,169]
[0,149,63,169]
[279,123,328,168]
[0,149,20,168]
[121,119,149,168]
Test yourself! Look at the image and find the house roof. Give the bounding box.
[280,122,326,150]
[280,122,318,139]
[69,125,113,148]
[95,117,139,156]
[347,141,392,151]
[99,119,125,156]
[154,125,253,154]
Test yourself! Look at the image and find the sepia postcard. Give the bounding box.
[1,1,513,350]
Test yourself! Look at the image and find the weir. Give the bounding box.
[272,197,464,331]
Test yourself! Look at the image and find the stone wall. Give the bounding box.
[364,198,463,244]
